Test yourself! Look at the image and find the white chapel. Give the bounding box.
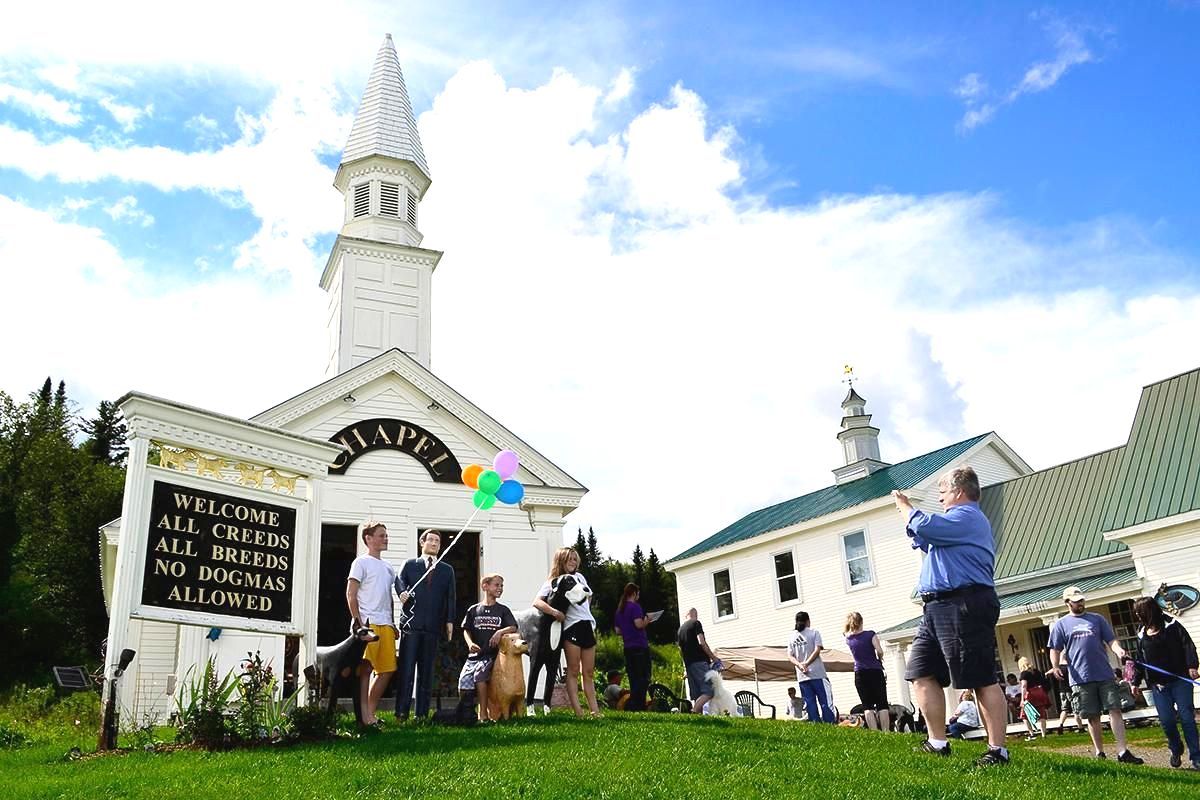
[101,35,586,720]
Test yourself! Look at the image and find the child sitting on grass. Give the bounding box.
[458,573,517,722]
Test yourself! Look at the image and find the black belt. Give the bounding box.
[920,584,990,603]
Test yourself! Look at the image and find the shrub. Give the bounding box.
[0,722,30,749]
[175,658,237,748]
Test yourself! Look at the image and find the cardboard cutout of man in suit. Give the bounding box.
[395,529,456,719]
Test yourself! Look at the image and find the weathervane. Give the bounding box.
[843,364,856,388]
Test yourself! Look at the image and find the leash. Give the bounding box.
[1133,660,1200,688]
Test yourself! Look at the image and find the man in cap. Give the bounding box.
[892,466,1010,766]
[1048,586,1143,764]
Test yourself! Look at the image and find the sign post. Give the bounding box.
[100,393,342,749]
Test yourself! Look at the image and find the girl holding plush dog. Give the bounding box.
[534,547,601,718]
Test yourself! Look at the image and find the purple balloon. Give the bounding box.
[493,449,519,480]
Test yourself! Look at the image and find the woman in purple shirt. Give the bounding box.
[614,583,653,711]
[845,612,890,731]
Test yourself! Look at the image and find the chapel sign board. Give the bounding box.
[141,479,296,623]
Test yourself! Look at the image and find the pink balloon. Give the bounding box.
[493,449,519,480]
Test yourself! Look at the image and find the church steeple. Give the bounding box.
[832,370,889,484]
[340,33,430,179]
[320,35,443,376]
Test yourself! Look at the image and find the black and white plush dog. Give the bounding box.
[305,624,378,725]
[517,574,592,714]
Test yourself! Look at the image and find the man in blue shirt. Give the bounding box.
[892,466,1009,767]
[1049,586,1143,764]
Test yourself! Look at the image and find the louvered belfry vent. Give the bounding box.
[406,190,418,226]
[352,183,370,217]
[380,182,400,217]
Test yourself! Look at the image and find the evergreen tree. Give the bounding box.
[81,401,129,465]
[0,381,125,685]
[585,527,601,574]
[632,544,645,586]
[572,527,587,559]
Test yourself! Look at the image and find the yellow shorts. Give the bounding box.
[361,624,398,674]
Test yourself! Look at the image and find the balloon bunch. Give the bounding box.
[461,449,525,510]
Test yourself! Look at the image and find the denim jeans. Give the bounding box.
[798,678,836,723]
[1150,679,1200,761]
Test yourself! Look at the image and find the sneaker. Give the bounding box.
[1025,735,1038,742]
[916,740,951,756]
[1095,752,1107,760]
[974,748,1010,767]
[1191,759,1200,771]
[1170,751,1183,769]
[1116,750,1144,765]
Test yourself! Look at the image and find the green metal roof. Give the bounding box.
[982,446,1129,581]
[1101,367,1200,533]
[879,567,1140,635]
[666,433,990,564]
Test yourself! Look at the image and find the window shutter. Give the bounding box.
[406,190,418,226]
[379,182,400,217]
[352,183,370,218]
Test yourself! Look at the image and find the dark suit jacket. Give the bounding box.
[396,558,456,633]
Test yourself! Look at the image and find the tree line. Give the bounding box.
[571,527,680,644]
[0,379,126,687]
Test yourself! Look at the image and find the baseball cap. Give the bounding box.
[1062,586,1085,602]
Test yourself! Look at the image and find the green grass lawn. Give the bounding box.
[3,713,1200,800]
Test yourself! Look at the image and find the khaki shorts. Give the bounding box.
[1071,679,1122,719]
[361,624,398,674]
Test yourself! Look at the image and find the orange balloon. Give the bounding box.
[462,464,484,489]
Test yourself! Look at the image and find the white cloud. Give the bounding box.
[0,19,1194,561]
[954,73,986,101]
[0,82,80,125]
[104,195,154,226]
[99,97,153,132]
[0,79,350,277]
[0,194,325,421]
[956,19,1097,133]
[603,67,634,106]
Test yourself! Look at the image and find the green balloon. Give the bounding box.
[478,469,502,495]
[473,489,496,510]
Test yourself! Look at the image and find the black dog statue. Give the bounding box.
[517,574,592,713]
[304,624,379,725]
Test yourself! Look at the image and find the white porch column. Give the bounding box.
[887,642,913,707]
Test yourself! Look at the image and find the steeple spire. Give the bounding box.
[833,369,889,484]
[341,33,430,179]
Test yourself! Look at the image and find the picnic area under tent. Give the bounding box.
[715,646,854,691]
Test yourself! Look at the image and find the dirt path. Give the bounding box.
[1040,740,1198,771]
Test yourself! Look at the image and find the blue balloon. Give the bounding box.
[496,479,525,505]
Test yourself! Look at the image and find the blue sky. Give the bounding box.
[2,1,1199,557]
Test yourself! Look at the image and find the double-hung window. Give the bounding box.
[773,550,799,604]
[841,530,874,588]
[713,569,735,619]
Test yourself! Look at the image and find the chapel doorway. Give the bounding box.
[317,524,359,646]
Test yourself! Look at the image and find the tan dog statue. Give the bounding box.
[488,632,528,721]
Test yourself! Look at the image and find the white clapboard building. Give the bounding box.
[101,35,585,721]
[667,371,1200,720]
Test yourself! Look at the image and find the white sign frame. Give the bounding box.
[128,465,309,636]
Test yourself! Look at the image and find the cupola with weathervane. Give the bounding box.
[833,367,890,484]
[320,33,442,376]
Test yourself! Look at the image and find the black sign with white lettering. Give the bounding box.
[141,480,295,622]
[327,418,462,481]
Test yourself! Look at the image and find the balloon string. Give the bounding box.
[404,505,482,595]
